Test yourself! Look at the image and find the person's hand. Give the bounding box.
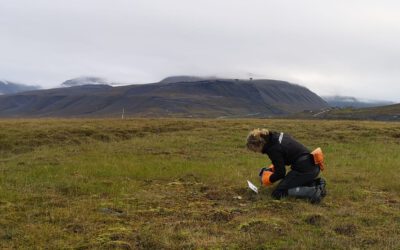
[259,168,273,186]
[260,171,273,186]
[258,164,274,177]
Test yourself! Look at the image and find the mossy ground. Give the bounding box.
[0,118,399,249]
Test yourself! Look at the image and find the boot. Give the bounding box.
[306,178,327,198]
[288,186,322,204]
[317,178,327,197]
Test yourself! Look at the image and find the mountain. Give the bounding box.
[0,80,40,95]
[61,77,111,87]
[323,95,394,108]
[0,78,328,118]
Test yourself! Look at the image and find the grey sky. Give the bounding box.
[1,0,400,101]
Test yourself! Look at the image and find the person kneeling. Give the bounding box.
[246,128,326,204]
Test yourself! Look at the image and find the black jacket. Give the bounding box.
[262,131,313,183]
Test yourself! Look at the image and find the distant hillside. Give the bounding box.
[323,95,394,108]
[0,78,328,118]
[0,80,39,95]
[314,103,400,121]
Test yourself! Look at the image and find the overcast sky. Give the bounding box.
[1,0,400,101]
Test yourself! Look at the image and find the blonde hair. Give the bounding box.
[246,128,269,152]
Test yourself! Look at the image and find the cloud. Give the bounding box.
[0,0,399,101]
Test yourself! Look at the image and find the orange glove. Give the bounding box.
[261,170,273,186]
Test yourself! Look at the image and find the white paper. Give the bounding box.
[247,180,258,193]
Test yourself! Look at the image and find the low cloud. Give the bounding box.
[0,0,399,101]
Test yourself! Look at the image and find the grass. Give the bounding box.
[0,118,399,249]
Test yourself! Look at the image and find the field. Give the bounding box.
[0,118,399,249]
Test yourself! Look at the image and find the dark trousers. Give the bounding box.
[272,166,320,199]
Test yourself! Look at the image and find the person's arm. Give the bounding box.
[267,150,286,183]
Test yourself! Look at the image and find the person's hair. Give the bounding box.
[246,128,270,152]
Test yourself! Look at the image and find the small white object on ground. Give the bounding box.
[247,180,258,193]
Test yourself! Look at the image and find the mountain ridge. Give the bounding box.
[0,78,328,118]
[0,80,40,95]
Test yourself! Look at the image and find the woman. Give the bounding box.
[246,128,326,203]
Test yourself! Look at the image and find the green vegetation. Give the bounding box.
[0,118,399,249]
[320,104,400,121]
